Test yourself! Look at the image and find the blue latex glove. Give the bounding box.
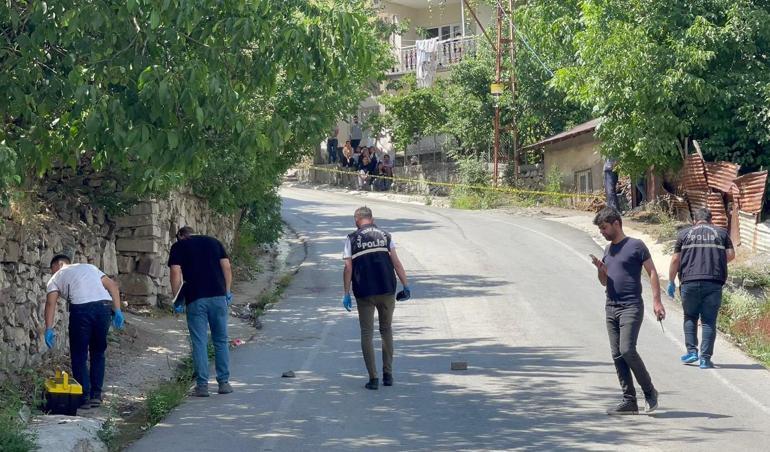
[396,286,411,302]
[174,303,185,314]
[343,294,353,312]
[225,292,233,306]
[113,309,125,330]
[667,281,676,298]
[44,328,56,349]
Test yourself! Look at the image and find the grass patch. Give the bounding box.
[719,288,770,368]
[146,380,190,426]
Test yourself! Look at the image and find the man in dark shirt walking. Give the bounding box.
[667,208,735,369]
[592,207,665,414]
[168,226,234,397]
[342,207,410,390]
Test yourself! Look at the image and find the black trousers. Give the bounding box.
[606,303,655,401]
[69,301,111,402]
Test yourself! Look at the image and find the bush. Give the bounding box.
[545,166,563,194]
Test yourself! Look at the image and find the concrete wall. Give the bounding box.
[543,134,604,192]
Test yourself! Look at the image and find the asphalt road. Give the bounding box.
[130,186,770,451]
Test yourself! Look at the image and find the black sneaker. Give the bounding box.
[645,389,659,413]
[607,400,639,415]
[383,373,393,387]
[192,385,210,397]
[365,378,379,390]
[89,398,102,408]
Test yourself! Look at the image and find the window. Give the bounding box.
[575,169,593,193]
[425,23,461,41]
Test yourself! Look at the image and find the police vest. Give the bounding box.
[678,224,731,284]
[348,225,397,298]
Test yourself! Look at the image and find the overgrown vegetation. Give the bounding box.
[0,370,45,452]
[731,264,770,289]
[450,158,502,210]
[719,288,770,368]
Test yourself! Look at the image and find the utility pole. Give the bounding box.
[463,0,517,186]
[508,0,518,183]
[493,4,503,186]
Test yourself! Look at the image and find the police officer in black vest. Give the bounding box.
[342,206,410,390]
[668,208,735,369]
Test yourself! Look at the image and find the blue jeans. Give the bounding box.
[681,281,723,359]
[69,301,112,403]
[604,170,619,210]
[186,296,230,386]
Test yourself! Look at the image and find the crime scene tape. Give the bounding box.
[305,165,600,200]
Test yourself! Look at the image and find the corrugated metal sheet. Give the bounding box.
[739,211,756,249]
[682,154,708,191]
[705,162,740,193]
[707,193,728,228]
[735,171,768,214]
[685,189,708,210]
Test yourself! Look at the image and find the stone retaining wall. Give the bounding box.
[115,191,236,307]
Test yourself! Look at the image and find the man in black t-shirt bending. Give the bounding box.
[592,207,665,415]
[168,226,233,397]
[668,208,735,369]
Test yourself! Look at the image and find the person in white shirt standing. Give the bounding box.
[44,254,125,409]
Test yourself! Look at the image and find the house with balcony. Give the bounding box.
[325,1,495,163]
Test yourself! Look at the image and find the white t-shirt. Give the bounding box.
[343,237,396,259]
[46,264,112,305]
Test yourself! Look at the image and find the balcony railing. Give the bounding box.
[387,35,478,76]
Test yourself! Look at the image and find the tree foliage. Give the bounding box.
[554,0,770,176]
[1,1,392,233]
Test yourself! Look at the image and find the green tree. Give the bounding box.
[379,75,447,152]
[1,1,392,237]
[554,0,770,176]
[513,0,590,147]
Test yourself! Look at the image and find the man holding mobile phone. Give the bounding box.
[592,207,664,415]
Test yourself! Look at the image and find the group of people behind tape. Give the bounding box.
[326,117,394,192]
